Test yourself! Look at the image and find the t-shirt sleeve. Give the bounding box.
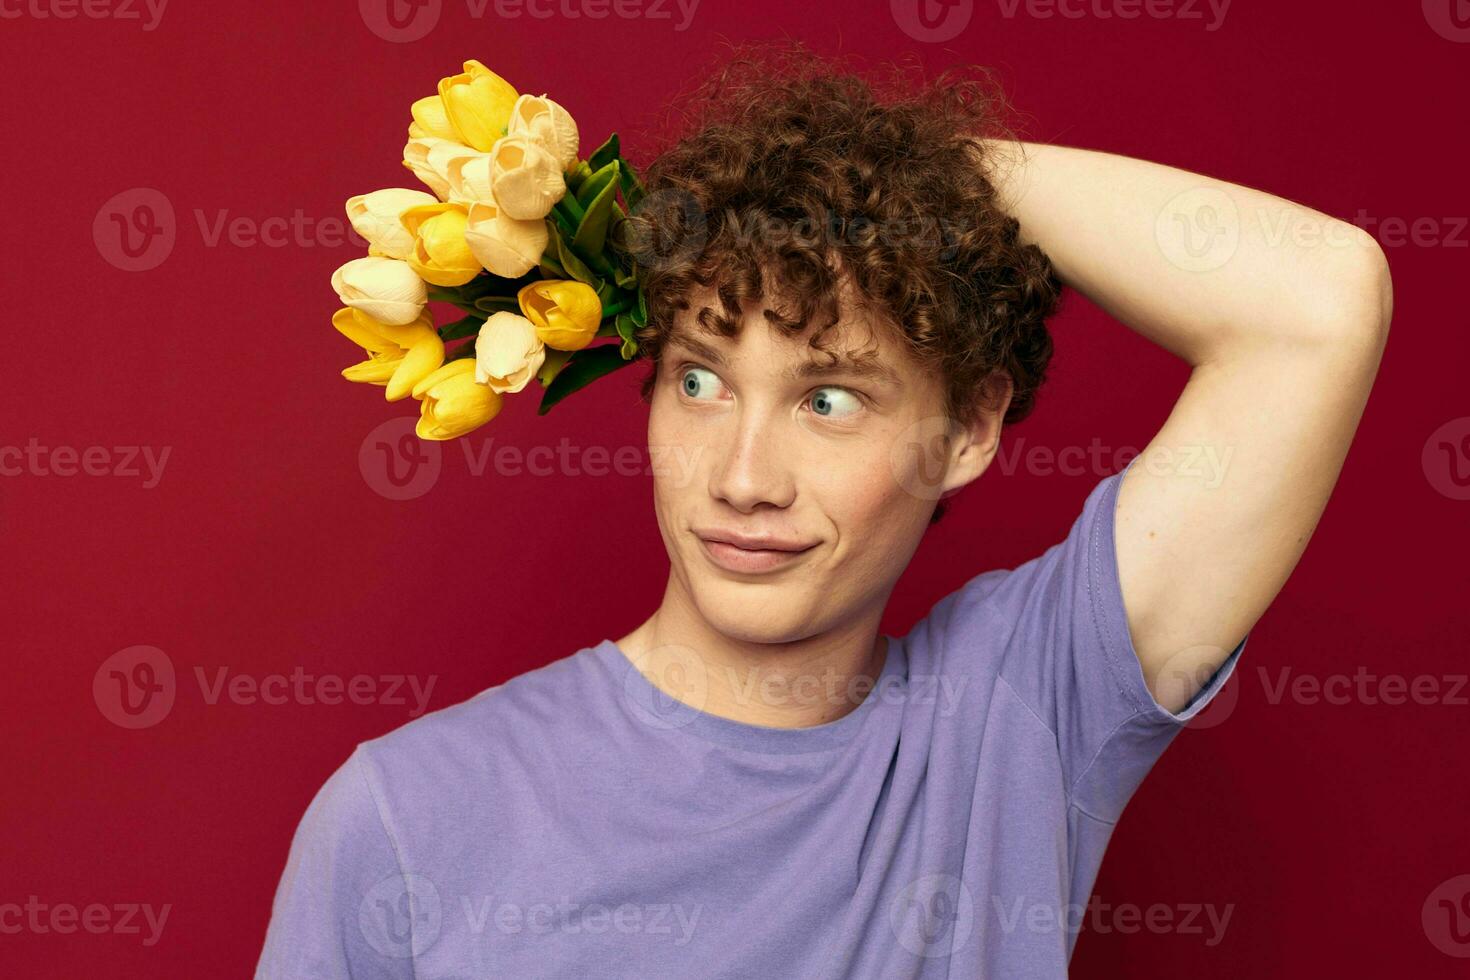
[254,747,418,980]
[941,462,1246,823]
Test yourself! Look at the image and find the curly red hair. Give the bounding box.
[615,40,1061,519]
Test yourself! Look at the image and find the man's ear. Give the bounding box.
[937,373,1013,500]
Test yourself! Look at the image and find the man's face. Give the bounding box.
[647,282,993,646]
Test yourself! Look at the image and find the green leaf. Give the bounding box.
[613,259,639,290]
[631,287,649,328]
[538,343,637,415]
[614,311,638,344]
[551,225,599,286]
[575,161,619,208]
[618,157,646,210]
[438,313,485,342]
[588,133,620,173]
[572,169,620,258]
[565,159,593,194]
[472,295,521,316]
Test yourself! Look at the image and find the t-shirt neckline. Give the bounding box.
[593,634,907,755]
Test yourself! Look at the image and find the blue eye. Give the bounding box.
[809,386,862,419]
[680,366,722,399]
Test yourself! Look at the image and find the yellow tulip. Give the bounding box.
[410,95,458,141]
[401,202,482,286]
[333,308,445,402]
[518,280,602,351]
[412,359,502,441]
[437,60,519,152]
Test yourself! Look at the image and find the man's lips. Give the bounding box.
[693,530,818,574]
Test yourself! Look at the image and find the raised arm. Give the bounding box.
[979,140,1392,712]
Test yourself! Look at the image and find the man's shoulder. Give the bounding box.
[354,641,611,779]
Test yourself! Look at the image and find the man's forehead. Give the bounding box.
[667,288,910,384]
[666,313,907,386]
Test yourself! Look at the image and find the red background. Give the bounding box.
[2,0,1467,975]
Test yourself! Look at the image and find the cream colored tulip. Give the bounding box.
[403,137,477,202]
[506,94,580,173]
[404,136,452,200]
[446,153,496,205]
[474,312,546,394]
[464,201,548,279]
[488,134,566,220]
[438,60,519,152]
[346,188,438,260]
[331,256,427,326]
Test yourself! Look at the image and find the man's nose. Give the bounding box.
[706,407,798,512]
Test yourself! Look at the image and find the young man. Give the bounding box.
[257,53,1390,977]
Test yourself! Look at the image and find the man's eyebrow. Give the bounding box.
[665,330,902,387]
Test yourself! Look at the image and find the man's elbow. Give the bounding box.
[1305,224,1394,355]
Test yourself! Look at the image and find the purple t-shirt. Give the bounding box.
[256,467,1244,978]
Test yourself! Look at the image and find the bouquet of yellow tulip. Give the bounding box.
[330,59,649,440]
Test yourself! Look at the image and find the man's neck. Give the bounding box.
[614,586,890,730]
